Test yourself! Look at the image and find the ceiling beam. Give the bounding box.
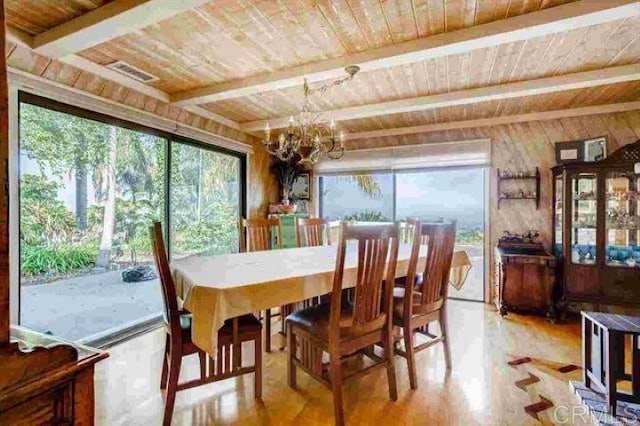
[6,25,240,129]
[343,101,640,141]
[240,64,640,132]
[33,0,213,58]
[171,0,640,106]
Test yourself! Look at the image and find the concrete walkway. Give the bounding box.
[21,270,164,342]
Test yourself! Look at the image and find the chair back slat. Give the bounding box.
[330,223,400,339]
[239,217,282,252]
[296,217,331,247]
[150,222,181,333]
[404,221,456,315]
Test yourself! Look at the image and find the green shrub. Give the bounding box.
[343,210,391,222]
[21,244,96,277]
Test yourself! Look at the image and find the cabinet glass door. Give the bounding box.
[554,174,563,257]
[605,171,640,268]
[571,173,597,264]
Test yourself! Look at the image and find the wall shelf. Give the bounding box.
[497,167,540,210]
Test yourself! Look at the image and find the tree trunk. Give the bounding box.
[96,126,118,269]
[75,157,87,232]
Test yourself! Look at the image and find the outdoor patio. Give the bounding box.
[21,271,163,342]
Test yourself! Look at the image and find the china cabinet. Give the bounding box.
[552,141,640,307]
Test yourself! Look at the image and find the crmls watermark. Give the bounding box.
[552,404,639,425]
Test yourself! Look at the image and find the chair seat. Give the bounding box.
[172,313,261,344]
[286,302,354,342]
[392,287,423,320]
[394,273,423,288]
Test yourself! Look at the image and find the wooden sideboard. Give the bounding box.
[495,242,557,318]
[0,326,108,425]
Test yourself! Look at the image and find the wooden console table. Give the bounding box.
[0,326,108,425]
[582,312,640,416]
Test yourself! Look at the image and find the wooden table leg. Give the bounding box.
[582,315,592,388]
[604,329,617,416]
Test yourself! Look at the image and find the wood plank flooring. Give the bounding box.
[94,300,588,425]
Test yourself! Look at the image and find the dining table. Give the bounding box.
[171,243,471,356]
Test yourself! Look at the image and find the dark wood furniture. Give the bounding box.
[151,222,262,425]
[552,141,640,309]
[295,217,332,247]
[497,168,540,209]
[393,221,455,389]
[494,240,557,318]
[0,326,107,425]
[239,217,283,352]
[581,311,640,416]
[286,223,400,426]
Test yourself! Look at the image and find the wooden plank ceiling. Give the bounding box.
[4,0,640,140]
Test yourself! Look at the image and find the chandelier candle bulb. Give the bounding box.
[265,122,270,140]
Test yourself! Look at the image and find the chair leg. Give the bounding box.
[255,332,263,399]
[385,328,398,400]
[329,355,345,426]
[264,309,272,353]
[160,334,169,390]
[198,350,207,380]
[440,310,452,370]
[404,327,418,390]
[287,322,297,388]
[163,346,182,426]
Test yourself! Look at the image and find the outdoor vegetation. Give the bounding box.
[20,103,240,282]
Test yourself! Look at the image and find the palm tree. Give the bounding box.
[349,174,381,198]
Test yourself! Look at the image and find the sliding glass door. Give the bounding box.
[18,93,245,344]
[319,167,486,302]
[170,142,242,259]
[395,168,486,301]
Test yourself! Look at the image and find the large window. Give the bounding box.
[319,167,486,302]
[18,93,245,344]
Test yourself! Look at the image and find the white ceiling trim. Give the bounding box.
[8,67,253,154]
[171,0,640,106]
[33,0,214,58]
[241,64,640,132]
[342,101,640,141]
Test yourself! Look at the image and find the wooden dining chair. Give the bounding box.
[150,222,262,425]
[286,222,400,426]
[392,220,456,390]
[239,217,282,352]
[295,217,332,247]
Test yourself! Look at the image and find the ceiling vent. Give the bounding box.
[106,61,159,83]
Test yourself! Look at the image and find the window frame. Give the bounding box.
[16,91,247,346]
[318,165,488,303]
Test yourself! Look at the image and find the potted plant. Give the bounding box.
[271,159,303,207]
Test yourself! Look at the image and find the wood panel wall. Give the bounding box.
[349,110,640,299]
[3,42,278,219]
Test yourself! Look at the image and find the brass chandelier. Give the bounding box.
[262,65,360,165]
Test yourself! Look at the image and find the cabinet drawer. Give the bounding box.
[0,382,73,425]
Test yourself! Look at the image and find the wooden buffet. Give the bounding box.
[494,240,557,318]
[552,141,640,309]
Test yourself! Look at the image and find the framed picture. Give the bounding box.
[583,136,607,162]
[555,140,583,164]
[291,172,311,200]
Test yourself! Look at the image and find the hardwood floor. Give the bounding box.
[94,300,588,425]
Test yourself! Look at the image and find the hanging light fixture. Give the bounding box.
[262,65,359,165]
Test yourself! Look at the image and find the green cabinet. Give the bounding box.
[269,213,309,248]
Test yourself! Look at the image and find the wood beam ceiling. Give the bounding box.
[240,64,640,132]
[6,25,241,130]
[33,0,213,59]
[342,101,640,141]
[171,0,640,107]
